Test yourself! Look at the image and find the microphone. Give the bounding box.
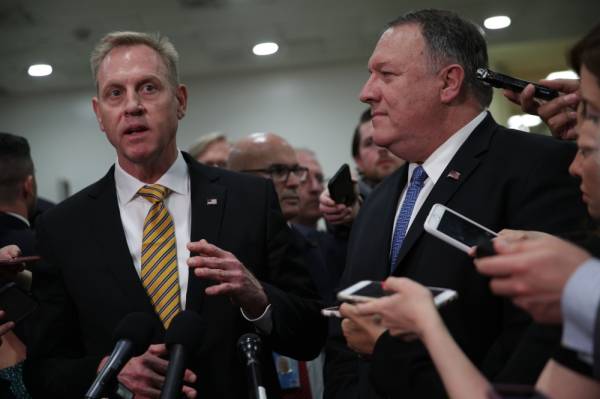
[85,312,157,399]
[160,311,205,399]
[238,333,267,399]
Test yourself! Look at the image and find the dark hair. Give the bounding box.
[569,23,600,82]
[0,132,34,203]
[352,109,372,158]
[388,9,493,107]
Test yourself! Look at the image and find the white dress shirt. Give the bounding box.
[390,111,488,244]
[114,151,191,309]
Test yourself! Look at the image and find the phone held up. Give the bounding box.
[328,164,356,206]
[424,203,497,256]
[476,68,559,101]
[335,280,458,307]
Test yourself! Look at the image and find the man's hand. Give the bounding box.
[474,233,590,323]
[0,245,24,280]
[187,239,268,318]
[319,189,360,226]
[339,302,386,355]
[503,79,580,140]
[111,343,197,398]
[355,278,440,339]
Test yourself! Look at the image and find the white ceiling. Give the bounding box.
[0,0,596,96]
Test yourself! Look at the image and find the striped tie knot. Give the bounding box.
[138,184,170,204]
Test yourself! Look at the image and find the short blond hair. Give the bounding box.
[188,132,227,159]
[90,31,180,90]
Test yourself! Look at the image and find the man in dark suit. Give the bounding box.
[25,31,325,398]
[322,9,588,399]
[0,132,37,257]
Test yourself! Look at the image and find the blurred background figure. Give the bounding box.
[352,109,405,198]
[187,131,230,168]
[292,148,325,229]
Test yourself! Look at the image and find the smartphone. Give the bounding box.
[0,282,38,324]
[328,164,356,206]
[337,280,457,307]
[489,384,548,399]
[0,255,41,266]
[424,204,497,253]
[476,68,559,101]
[321,306,342,318]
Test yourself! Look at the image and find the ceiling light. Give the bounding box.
[484,16,511,30]
[28,64,53,77]
[546,70,579,80]
[252,42,278,56]
[508,114,542,131]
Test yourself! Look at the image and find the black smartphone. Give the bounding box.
[0,282,38,324]
[476,68,559,101]
[328,164,356,206]
[489,384,548,398]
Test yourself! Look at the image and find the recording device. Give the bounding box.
[160,311,205,399]
[238,333,268,399]
[328,164,356,206]
[0,255,41,266]
[489,384,548,398]
[337,280,458,307]
[424,204,497,253]
[0,282,38,324]
[476,68,559,101]
[85,312,157,399]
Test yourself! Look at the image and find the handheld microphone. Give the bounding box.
[85,312,157,399]
[238,333,267,399]
[159,311,205,399]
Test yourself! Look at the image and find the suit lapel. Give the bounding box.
[87,168,155,313]
[183,154,227,312]
[391,115,496,274]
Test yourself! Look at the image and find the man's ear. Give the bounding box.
[175,84,188,120]
[438,64,464,104]
[22,175,35,199]
[92,97,105,132]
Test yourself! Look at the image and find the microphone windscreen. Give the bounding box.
[238,333,261,355]
[112,312,158,357]
[165,311,205,352]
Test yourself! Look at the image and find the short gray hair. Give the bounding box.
[388,9,493,107]
[188,132,227,159]
[90,31,180,90]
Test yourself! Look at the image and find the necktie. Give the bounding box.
[138,184,181,328]
[389,166,428,272]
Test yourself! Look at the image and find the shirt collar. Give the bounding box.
[5,211,30,227]
[409,111,487,185]
[115,150,190,204]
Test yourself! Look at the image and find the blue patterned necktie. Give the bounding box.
[389,166,428,272]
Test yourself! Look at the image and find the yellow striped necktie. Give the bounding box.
[138,184,181,328]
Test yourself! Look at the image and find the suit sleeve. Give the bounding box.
[260,180,328,360]
[24,215,102,397]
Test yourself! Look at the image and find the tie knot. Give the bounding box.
[411,166,427,186]
[138,184,170,204]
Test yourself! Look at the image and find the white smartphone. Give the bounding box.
[424,203,497,253]
[336,280,457,308]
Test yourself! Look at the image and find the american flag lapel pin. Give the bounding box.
[206,198,218,206]
[447,170,461,181]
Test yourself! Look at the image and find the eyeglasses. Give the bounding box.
[242,164,309,183]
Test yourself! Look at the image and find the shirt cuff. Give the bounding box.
[561,258,600,361]
[241,303,273,334]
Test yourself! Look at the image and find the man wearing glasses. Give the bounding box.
[229,133,308,220]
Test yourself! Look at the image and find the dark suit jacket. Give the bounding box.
[0,212,36,257]
[25,153,327,398]
[324,114,589,398]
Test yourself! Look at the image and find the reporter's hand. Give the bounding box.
[355,278,440,338]
[339,303,386,355]
[319,189,360,226]
[115,344,197,398]
[0,310,15,345]
[187,239,268,318]
[0,245,24,280]
[503,79,580,140]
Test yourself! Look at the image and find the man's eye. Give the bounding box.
[142,84,156,93]
[108,89,121,97]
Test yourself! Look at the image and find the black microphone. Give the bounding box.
[238,333,267,399]
[160,311,205,399]
[85,312,157,399]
